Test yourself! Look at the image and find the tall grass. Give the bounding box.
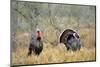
[12,43,95,65]
[12,27,96,65]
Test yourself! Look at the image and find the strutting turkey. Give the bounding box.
[60,29,81,51]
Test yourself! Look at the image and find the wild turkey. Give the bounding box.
[60,29,81,51]
[28,29,43,56]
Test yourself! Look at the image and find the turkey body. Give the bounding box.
[66,34,81,51]
[28,36,43,56]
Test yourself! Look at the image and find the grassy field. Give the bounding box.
[12,27,96,66]
[12,43,95,65]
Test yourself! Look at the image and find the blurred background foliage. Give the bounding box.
[11,0,96,50]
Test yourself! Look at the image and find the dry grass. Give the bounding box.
[12,27,96,66]
[12,43,95,65]
[79,27,95,48]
